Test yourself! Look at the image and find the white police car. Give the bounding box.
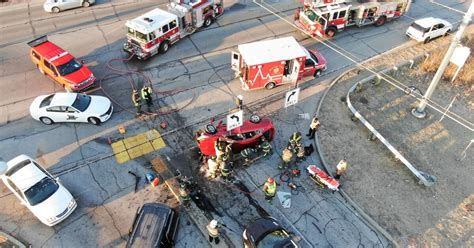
[406,17,452,43]
[29,92,113,125]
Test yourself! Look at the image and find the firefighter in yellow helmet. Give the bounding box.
[279,145,293,170]
[288,132,302,152]
[131,89,142,116]
[263,177,277,202]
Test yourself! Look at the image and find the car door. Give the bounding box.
[43,60,60,80]
[64,106,83,122]
[303,58,316,76]
[60,0,78,9]
[46,106,67,122]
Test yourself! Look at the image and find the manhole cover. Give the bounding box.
[358,97,369,104]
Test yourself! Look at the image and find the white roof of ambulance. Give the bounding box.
[126,8,177,34]
[238,37,306,66]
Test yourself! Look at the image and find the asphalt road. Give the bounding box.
[0,0,469,247]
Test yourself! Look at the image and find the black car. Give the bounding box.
[126,203,179,248]
[243,217,298,248]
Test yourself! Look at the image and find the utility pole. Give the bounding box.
[412,1,474,118]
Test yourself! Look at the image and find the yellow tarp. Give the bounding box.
[111,129,166,164]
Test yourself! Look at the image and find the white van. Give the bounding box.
[43,0,96,13]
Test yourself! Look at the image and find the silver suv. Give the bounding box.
[43,0,96,13]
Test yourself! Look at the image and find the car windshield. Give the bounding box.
[410,22,429,32]
[71,94,91,112]
[24,177,59,206]
[257,230,295,248]
[40,94,54,108]
[57,59,82,76]
[309,51,319,64]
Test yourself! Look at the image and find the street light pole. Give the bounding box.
[412,1,474,118]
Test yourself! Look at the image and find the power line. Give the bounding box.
[254,0,473,131]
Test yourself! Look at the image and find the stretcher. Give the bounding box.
[307,165,340,191]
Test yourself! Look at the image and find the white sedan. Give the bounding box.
[406,17,452,43]
[30,92,113,125]
[0,155,77,226]
[44,0,95,13]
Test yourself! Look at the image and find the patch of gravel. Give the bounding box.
[318,56,473,246]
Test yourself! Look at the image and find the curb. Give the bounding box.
[0,231,27,248]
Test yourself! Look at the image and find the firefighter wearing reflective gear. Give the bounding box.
[296,144,305,164]
[258,137,272,158]
[207,155,219,179]
[241,147,256,163]
[335,159,348,179]
[288,132,302,152]
[207,220,220,244]
[263,177,277,201]
[306,117,320,139]
[141,86,153,111]
[214,138,226,162]
[279,146,293,169]
[179,183,190,202]
[132,89,142,116]
[220,160,231,180]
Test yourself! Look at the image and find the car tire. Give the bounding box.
[37,65,45,75]
[374,16,386,27]
[265,82,276,90]
[205,124,217,134]
[325,27,337,38]
[52,7,60,13]
[444,30,451,36]
[424,37,431,44]
[314,70,321,78]
[40,117,54,125]
[82,1,90,7]
[159,41,170,53]
[204,17,213,28]
[249,114,261,124]
[88,117,101,125]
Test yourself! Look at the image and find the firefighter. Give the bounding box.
[335,159,348,180]
[207,155,219,179]
[220,159,231,182]
[288,132,302,151]
[296,143,305,164]
[235,95,243,110]
[263,177,277,202]
[179,183,190,203]
[214,138,226,162]
[131,89,142,116]
[241,147,256,164]
[279,146,293,170]
[258,136,272,158]
[306,117,320,139]
[207,220,220,245]
[141,85,153,111]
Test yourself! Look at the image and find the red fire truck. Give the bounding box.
[123,0,223,60]
[231,36,327,91]
[295,0,411,37]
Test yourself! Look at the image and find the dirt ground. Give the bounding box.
[318,55,473,246]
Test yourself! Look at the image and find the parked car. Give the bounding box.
[29,92,113,125]
[126,203,179,248]
[196,115,275,156]
[27,35,96,92]
[0,155,77,227]
[406,17,452,43]
[243,217,298,248]
[44,0,95,13]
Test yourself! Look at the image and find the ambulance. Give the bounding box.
[231,37,327,91]
[124,0,223,60]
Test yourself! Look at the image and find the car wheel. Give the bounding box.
[374,16,386,27]
[325,27,337,38]
[52,7,60,13]
[314,70,321,78]
[40,117,54,125]
[37,65,45,75]
[249,114,261,124]
[265,82,276,90]
[159,41,170,53]
[204,17,213,28]
[424,37,431,44]
[82,1,90,7]
[205,124,217,134]
[88,117,101,125]
[444,30,451,36]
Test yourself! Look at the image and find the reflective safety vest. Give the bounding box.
[264,182,276,196]
[132,92,141,106]
[208,158,219,172]
[297,146,305,158]
[141,87,152,99]
[260,141,271,152]
[220,162,230,176]
[207,224,219,237]
[241,148,255,158]
[310,118,320,129]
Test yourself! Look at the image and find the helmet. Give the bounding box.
[210,155,217,160]
[267,177,274,183]
[210,220,218,228]
[133,89,138,93]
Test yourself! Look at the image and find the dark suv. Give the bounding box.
[126,203,179,248]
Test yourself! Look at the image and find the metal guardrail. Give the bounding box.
[346,65,436,187]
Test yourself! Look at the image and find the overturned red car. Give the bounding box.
[196,115,275,156]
